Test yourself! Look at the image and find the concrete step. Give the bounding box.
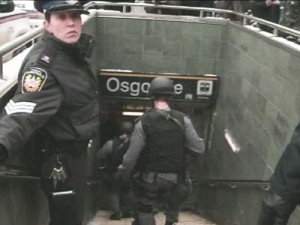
[88,210,217,225]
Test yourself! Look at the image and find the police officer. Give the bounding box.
[0,1,99,225]
[257,119,300,225]
[117,77,205,225]
[96,121,136,220]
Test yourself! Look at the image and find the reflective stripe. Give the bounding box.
[5,100,36,114]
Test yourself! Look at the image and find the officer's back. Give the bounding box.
[118,76,205,225]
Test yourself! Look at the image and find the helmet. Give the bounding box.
[148,77,175,96]
[34,0,89,14]
[119,121,134,135]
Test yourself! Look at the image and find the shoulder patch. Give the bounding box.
[21,67,48,93]
[40,54,51,64]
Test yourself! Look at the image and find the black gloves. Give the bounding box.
[0,144,8,162]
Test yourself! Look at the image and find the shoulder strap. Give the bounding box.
[37,44,57,69]
[111,137,121,153]
[156,109,185,130]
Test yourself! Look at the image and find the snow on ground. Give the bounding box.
[0,47,32,97]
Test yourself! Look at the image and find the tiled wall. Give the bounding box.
[210,24,300,180]
[95,16,226,75]
[94,15,300,224]
[199,23,300,224]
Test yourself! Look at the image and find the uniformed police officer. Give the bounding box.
[0,1,99,225]
[257,119,300,224]
[117,77,205,225]
[96,121,137,220]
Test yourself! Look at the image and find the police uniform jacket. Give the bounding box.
[0,31,100,158]
[119,108,205,178]
[271,121,300,202]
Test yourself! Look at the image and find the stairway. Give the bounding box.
[88,210,217,225]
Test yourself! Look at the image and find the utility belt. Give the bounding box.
[40,139,88,198]
[133,171,192,201]
[135,171,182,184]
[46,140,89,156]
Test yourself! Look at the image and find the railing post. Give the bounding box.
[0,57,2,80]
[199,10,203,18]
[243,17,247,26]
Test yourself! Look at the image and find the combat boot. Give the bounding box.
[110,211,121,220]
[122,210,132,218]
[131,219,139,225]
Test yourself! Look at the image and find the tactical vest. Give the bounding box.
[107,137,131,172]
[140,109,185,173]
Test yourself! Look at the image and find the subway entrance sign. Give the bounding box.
[98,70,219,104]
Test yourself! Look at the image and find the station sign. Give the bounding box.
[98,70,219,103]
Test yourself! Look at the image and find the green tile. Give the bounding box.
[182,23,203,40]
[122,35,143,54]
[145,20,163,36]
[121,54,143,71]
[144,36,163,55]
[142,54,162,73]
[105,18,125,34]
[125,19,145,35]
[162,42,181,57]
[160,56,183,73]
[181,38,200,58]
[163,21,183,43]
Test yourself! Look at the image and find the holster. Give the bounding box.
[174,176,193,202]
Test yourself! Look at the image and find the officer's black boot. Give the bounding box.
[165,221,174,225]
[132,219,139,225]
[110,211,121,220]
[122,210,132,218]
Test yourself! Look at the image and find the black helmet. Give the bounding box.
[119,121,134,135]
[148,77,175,96]
[34,0,89,14]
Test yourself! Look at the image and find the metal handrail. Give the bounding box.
[85,1,300,38]
[195,178,270,190]
[0,26,43,79]
[1,2,300,79]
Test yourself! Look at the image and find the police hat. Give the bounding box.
[34,0,89,14]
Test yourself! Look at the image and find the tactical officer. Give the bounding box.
[96,121,137,220]
[0,1,99,225]
[117,77,205,225]
[257,120,300,225]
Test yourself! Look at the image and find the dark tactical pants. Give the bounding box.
[257,189,297,225]
[41,148,88,225]
[134,172,192,225]
[101,170,136,213]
